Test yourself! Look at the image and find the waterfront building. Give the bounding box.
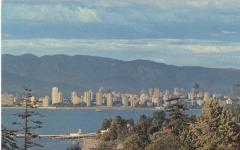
[59,92,63,102]
[121,95,128,107]
[107,93,113,107]
[2,93,14,106]
[96,91,103,106]
[139,93,148,105]
[71,91,80,105]
[153,88,161,98]
[42,96,50,107]
[84,90,93,107]
[130,95,137,107]
[139,89,146,95]
[31,96,37,104]
[173,88,185,97]
[148,88,153,97]
[13,97,18,103]
[51,87,63,104]
[152,97,159,105]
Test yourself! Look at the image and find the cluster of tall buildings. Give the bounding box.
[2,84,240,108]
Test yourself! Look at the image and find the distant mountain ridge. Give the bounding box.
[2,54,240,97]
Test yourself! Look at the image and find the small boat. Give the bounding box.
[96,108,102,112]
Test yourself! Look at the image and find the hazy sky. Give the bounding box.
[2,0,240,68]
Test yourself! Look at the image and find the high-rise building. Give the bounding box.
[96,91,103,106]
[148,88,153,97]
[173,88,183,97]
[139,93,147,105]
[130,95,137,107]
[121,95,128,107]
[31,96,37,105]
[232,84,240,96]
[84,90,93,107]
[42,96,50,107]
[71,91,80,105]
[153,88,161,98]
[107,93,113,107]
[191,83,200,97]
[2,93,14,106]
[59,92,63,102]
[152,97,159,105]
[51,87,63,104]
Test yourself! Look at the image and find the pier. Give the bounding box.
[17,132,96,139]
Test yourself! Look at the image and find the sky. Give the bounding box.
[2,0,240,69]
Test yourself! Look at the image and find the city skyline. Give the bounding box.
[2,1,240,149]
[3,84,240,108]
[2,0,240,69]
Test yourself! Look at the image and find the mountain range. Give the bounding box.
[2,54,240,97]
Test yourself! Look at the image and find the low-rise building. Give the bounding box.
[2,93,14,106]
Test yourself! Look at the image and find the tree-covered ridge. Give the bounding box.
[3,54,240,95]
[96,100,240,150]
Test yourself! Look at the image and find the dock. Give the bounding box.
[17,132,96,139]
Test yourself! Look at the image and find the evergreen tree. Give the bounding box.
[146,132,179,150]
[149,110,166,134]
[122,134,145,150]
[96,141,117,150]
[165,97,189,135]
[13,88,44,150]
[1,126,19,150]
[187,100,240,149]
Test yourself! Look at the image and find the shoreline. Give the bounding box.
[2,106,156,111]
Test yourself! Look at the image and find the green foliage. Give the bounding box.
[166,97,189,135]
[178,127,196,150]
[99,116,134,142]
[96,141,117,150]
[225,104,240,123]
[98,111,167,149]
[149,111,166,134]
[101,119,112,130]
[187,100,240,149]
[146,132,179,150]
[122,134,145,150]
[130,115,151,147]
[1,126,19,150]
[97,99,240,150]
